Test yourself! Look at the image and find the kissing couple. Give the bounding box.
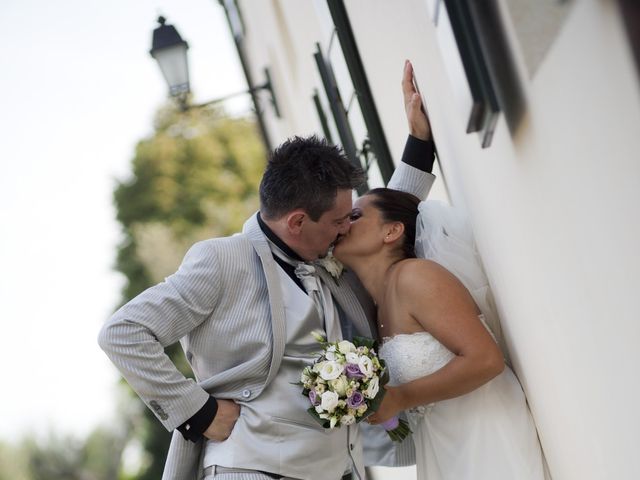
[100,60,546,480]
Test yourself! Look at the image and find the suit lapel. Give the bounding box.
[242,212,376,370]
[316,266,375,338]
[243,214,287,386]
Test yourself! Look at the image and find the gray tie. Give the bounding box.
[294,263,342,342]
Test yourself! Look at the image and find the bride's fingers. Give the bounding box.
[402,60,416,106]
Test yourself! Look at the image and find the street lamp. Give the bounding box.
[149,16,279,116]
[149,16,190,102]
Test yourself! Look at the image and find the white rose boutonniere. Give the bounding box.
[316,250,344,280]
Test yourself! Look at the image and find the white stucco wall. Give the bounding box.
[236,1,640,478]
[455,2,640,478]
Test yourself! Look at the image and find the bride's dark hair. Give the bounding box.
[366,188,420,259]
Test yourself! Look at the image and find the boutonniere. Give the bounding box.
[316,250,344,280]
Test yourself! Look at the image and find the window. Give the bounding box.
[312,0,395,188]
[432,0,525,147]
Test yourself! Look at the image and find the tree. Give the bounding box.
[0,440,29,480]
[22,430,125,480]
[0,390,134,480]
[112,104,265,478]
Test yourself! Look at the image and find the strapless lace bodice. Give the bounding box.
[379,332,455,386]
[380,316,495,387]
[379,332,455,416]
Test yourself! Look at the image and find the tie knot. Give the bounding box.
[295,263,320,292]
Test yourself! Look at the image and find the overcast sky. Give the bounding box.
[0,0,248,442]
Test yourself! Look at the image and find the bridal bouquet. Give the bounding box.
[299,331,411,442]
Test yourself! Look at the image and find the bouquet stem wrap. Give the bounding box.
[381,416,412,442]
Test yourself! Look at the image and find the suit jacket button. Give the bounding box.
[242,389,251,398]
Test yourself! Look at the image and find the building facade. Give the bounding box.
[220,1,640,478]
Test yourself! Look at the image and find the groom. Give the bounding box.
[99,61,435,480]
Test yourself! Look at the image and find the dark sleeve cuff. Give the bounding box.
[400,135,436,173]
[177,396,218,442]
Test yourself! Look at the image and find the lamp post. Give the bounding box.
[149,16,190,107]
[149,16,279,149]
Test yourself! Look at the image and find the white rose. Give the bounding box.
[340,414,356,426]
[338,340,356,354]
[356,404,368,415]
[329,375,349,396]
[363,376,379,399]
[345,352,359,364]
[358,356,374,378]
[320,390,340,413]
[326,350,337,361]
[319,361,345,381]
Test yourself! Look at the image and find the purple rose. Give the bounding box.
[345,363,365,379]
[347,391,364,409]
[308,389,320,406]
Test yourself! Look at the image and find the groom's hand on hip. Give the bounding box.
[203,399,240,441]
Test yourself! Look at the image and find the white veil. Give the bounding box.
[415,200,510,361]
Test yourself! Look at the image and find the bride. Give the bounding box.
[332,188,547,479]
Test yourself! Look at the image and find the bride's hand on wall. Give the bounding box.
[403,60,432,141]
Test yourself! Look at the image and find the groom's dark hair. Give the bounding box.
[260,135,366,221]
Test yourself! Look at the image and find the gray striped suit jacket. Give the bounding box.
[98,163,434,479]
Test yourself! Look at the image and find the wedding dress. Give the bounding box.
[378,200,546,479]
[380,330,545,480]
